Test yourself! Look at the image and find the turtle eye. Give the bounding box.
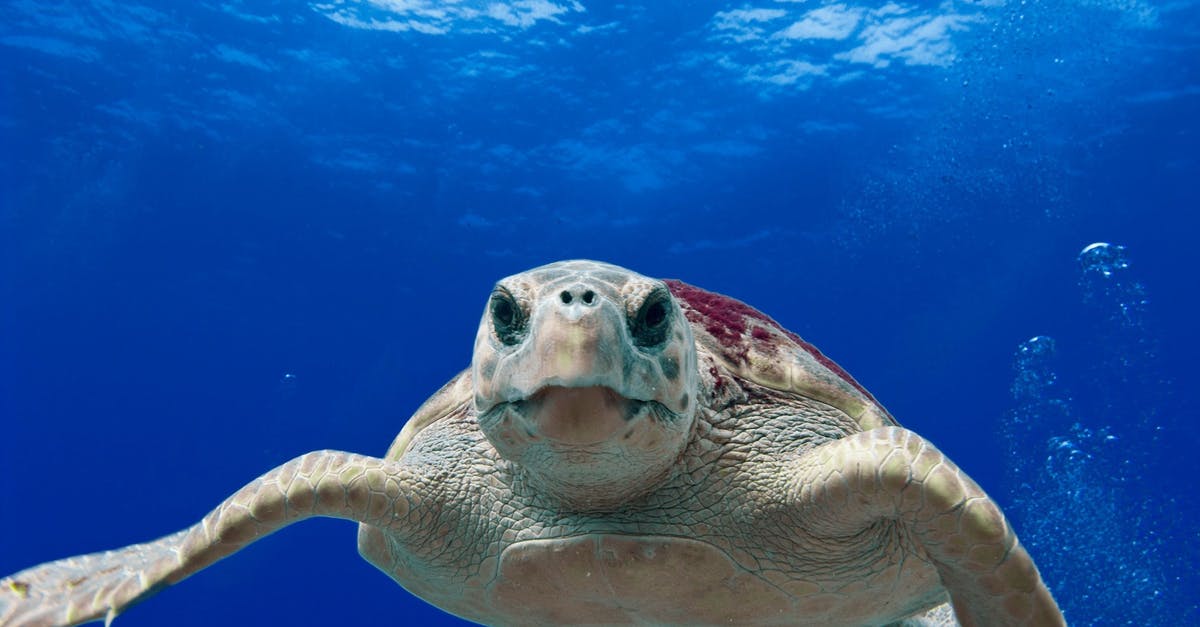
[632,290,672,348]
[490,289,524,346]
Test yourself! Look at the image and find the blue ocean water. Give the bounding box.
[1,1,1197,625]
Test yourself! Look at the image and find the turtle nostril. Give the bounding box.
[560,288,597,307]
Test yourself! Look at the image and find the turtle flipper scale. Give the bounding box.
[1,451,418,627]
[789,427,1064,626]
[0,530,187,627]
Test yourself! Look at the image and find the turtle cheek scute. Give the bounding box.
[630,319,697,418]
[659,355,680,382]
[477,355,497,384]
[472,311,512,413]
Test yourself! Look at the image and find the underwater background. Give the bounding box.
[2,1,1198,625]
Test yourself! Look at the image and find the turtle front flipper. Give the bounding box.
[789,427,1064,626]
[0,529,189,627]
[1,450,423,627]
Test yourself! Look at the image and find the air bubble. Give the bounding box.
[1078,241,1149,330]
[1001,243,1189,624]
[1011,336,1059,404]
[1079,242,1127,279]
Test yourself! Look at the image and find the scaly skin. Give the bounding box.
[790,428,1061,625]
[0,452,424,627]
[0,260,1064,626]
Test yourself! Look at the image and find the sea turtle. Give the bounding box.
[0,260,1062,626]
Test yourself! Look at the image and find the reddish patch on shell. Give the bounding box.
[664,279,878,405]
[667,279,756,365]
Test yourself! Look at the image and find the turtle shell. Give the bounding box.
[385,369,472,460]
[663,279,897,432]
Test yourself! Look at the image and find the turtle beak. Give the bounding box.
[525,301,623,389]
[505,298,644,445]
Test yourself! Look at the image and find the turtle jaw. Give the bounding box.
[479,387,690,511]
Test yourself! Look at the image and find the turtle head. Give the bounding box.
[472,260,698,511]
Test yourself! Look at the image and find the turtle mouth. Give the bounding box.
[514,385,646,445]
[479,385,689,510]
